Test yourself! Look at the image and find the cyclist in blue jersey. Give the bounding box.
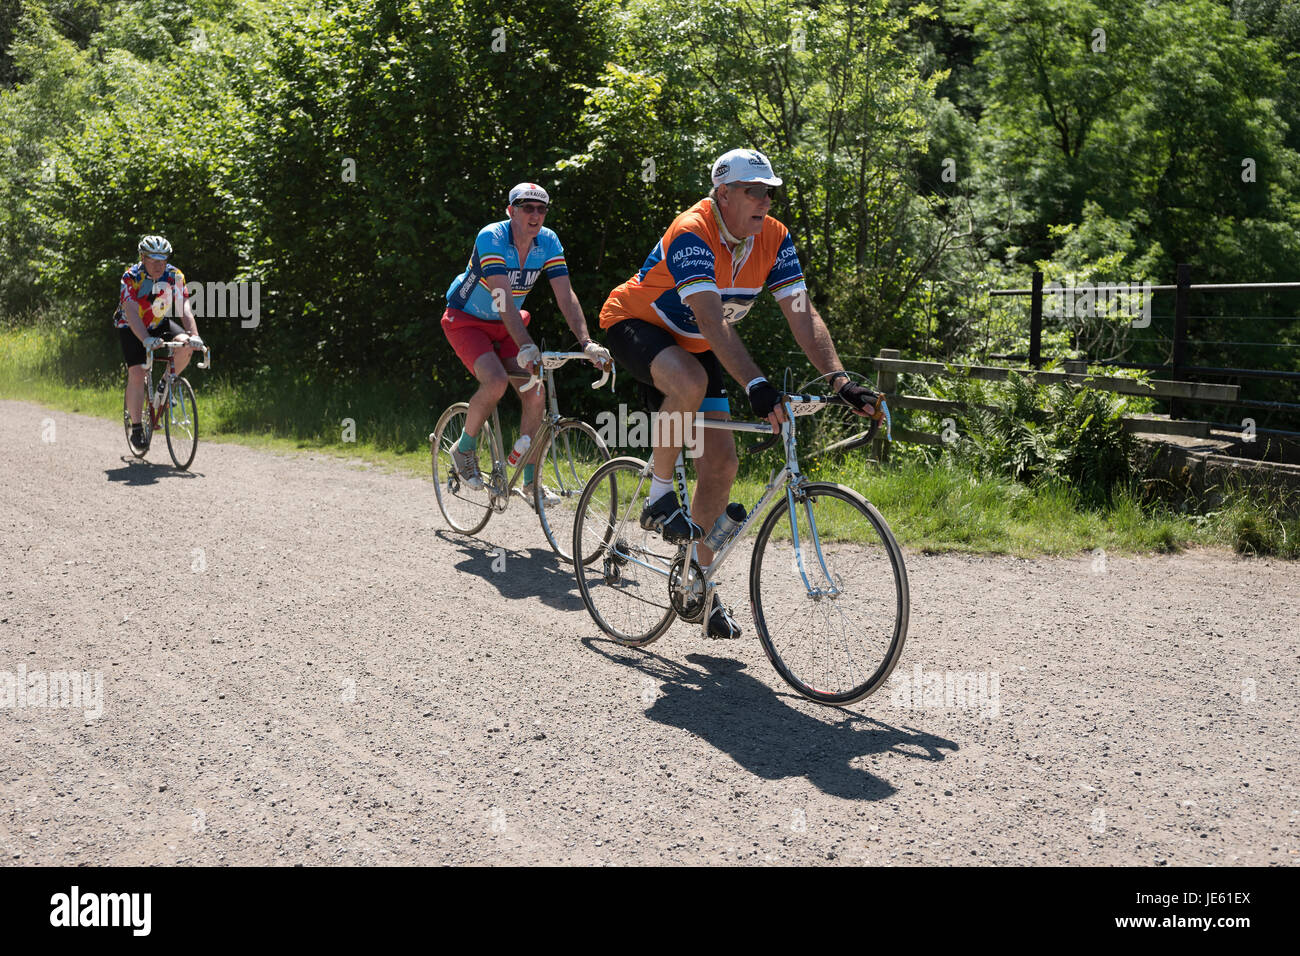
[441,182,610,506]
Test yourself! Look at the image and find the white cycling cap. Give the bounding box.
[710,149,782,187]
[508,182,551,205]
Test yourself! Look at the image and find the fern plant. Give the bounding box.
[926,370,1137,501]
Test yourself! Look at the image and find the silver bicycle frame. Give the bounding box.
[486,352,605,510]
[609,395,845,638]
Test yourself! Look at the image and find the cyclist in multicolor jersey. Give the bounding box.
[115,235,205,451]
[600,149,883,639]
[442,182,611,508]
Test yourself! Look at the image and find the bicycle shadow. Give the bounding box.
[105,458,202,485]
[583,639,956,801]
[434,530,585,613]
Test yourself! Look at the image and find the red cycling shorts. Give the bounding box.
[442,307,531,375]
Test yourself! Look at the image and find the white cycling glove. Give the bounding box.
[142,335,162,351]
[516,343,540,371]
[186,334,205,350]
[583,340,612,366]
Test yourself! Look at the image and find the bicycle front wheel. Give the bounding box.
[750,482,909,706]
[164,377,198,470]
[534,420,611,563]
[572,456,676,647]
[431,403,494,535]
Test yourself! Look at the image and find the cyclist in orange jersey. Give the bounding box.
[599,149,882,638]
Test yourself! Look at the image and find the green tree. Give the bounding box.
[238,0,615,380]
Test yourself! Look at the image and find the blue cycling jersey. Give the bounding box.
[445,221,569,320]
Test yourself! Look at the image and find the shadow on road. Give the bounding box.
[105,458,201,485]
[435,530,585,613]
[584,639,956,801]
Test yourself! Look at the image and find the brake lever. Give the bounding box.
[746,431,781,455]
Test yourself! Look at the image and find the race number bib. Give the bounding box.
[720,299,754,325]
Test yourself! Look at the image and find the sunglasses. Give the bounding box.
[513,202,549,214]
[730,184,776,200]
[145,254,169,262]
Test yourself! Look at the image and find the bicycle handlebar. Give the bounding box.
[518,351,614,393]
[147,336,212,370]
[744,391,891,455]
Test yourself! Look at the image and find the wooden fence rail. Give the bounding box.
[865,349,1240,453]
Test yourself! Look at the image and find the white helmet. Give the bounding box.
[138,235,173,257]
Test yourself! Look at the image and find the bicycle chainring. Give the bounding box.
[668,554,708,623]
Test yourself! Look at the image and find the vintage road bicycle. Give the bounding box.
[431,351,614,563]
[570,374,909,706]
[122,336,211,470]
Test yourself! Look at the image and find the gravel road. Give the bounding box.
[2,399,1296,865]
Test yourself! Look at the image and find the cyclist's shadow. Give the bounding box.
[584,639,956,801]
[436,529,585,613]
[105,459,202,485]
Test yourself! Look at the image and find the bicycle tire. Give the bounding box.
[164,377,198,470]
[122,375,149,459]
[533,419,611,564]
[749,481,909,706]
[571,456,677,647]
[431,403,494,536]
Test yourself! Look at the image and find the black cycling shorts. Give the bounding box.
[118,319,185,368]
[604,318,731,414]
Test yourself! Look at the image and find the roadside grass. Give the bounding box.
[4,325,1296,557]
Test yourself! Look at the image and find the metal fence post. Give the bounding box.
[1030,271,1043,370]
[875,348,900,462]
[1170,263,1191,419]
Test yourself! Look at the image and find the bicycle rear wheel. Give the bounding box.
[164,377,198,470]
[122,376,149,458]
[571,456,676,647]
[534,420,611,563]
[750,481,909,706]
[431,403,494,535]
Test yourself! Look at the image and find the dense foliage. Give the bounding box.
[3,0,1299,432]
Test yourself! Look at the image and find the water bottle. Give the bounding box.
[703,502,746,552]
[507,434,531,467]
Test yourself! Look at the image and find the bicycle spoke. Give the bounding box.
[751,483,908,705]
[572,458,676,647]
[165,377,198,469]
[431,404,493,535]
[535,421,610,563]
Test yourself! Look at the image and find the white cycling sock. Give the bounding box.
[648,475,674,502]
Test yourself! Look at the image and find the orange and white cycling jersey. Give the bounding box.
[599,198,806,353]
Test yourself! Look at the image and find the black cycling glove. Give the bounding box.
[838,381,882,415]
[747,379,782,418]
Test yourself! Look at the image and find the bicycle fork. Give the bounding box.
[787,483,842,601]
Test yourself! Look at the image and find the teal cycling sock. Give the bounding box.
[523,463,535,484]
[456,429,477,453]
